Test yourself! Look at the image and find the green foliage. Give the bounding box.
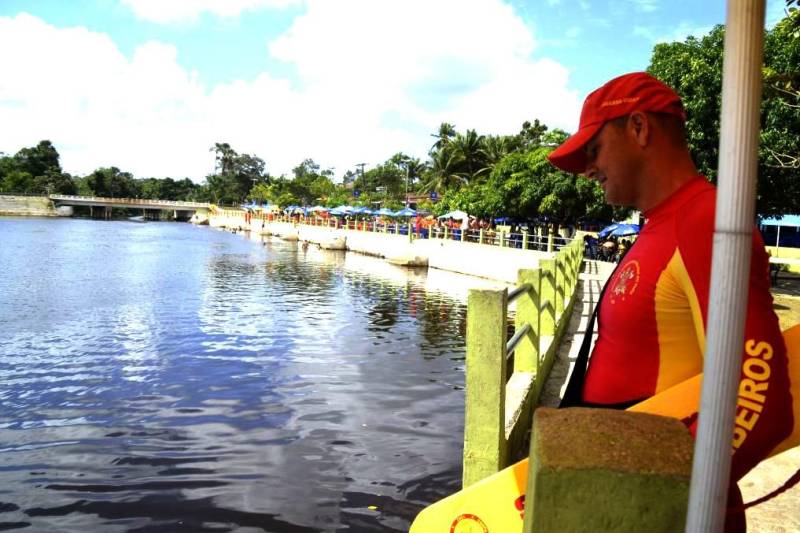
[139,177,201,200]
[648,14,800,215]
[205,142,269,205]
[245,159,339,207]
[0,140,76,194]
[434,146,614,223]
[85,167,141,198]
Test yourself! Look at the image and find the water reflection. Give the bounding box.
[0,218,506,531]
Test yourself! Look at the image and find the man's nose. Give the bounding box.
[584,163,597,180]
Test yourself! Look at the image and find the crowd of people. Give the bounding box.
[583,234,634,262]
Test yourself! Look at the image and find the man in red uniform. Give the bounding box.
[547,72,793,531]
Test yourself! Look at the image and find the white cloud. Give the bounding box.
[588,17,613,28]
[578,0,591,10]
[626,0,659,13]
[0,13,214,179]
[121,0,302,23]
[632,25,657,41]
[633,21,712,44]
[0,4,581,182]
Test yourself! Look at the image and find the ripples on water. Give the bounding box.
[0,217,501,532]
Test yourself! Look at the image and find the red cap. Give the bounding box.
[548,72,686,174]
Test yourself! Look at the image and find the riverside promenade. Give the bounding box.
[538,260,800,532]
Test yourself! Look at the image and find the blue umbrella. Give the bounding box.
[375,207,395,216]
[329,205,353,216]
[394,207,417,217]
[351,206,374,215]
[610,223,640,237]
[597,223,621,238]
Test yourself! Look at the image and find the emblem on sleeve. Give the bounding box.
[609,260,640,304]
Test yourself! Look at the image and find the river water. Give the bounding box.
[0,217,507,532]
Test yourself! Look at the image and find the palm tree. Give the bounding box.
[450,129,486,182]
[403,157,428,198]
[210,142,236,175]
[479,135,514,176]
[430,122,457,153]
[420,149,465,193]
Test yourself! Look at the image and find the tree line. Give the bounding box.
[1,9,797,222]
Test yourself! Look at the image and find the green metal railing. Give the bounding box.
[461,238,584,487]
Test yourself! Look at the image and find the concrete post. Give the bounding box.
[538,259,556,336]
[479,228,484,245]
[547,226,554,253]
[555,254,565,317]
[522,230,528,250]
[514,269,540,373]
[463,288,508,487]
[523,408,693,533]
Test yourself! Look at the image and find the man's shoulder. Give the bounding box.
[670,179,715,233]
[679,177,715,208]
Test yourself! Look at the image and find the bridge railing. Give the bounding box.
[461,237,583,487]
[49,195,210,208]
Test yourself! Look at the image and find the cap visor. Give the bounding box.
[547,123,602,174]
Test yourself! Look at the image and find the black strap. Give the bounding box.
[559,250,630,408]
[559,285,604,408]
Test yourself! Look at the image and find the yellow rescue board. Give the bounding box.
[410,458,528,532]
[410,324,800,532]
[630,323,800,456]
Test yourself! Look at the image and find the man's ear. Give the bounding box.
[628,111,650,147]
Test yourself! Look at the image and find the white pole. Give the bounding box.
[685,1,766,531]
[776,225,781,257]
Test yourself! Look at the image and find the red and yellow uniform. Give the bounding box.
[584,177,793,481]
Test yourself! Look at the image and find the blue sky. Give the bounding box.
[0,0,791,181]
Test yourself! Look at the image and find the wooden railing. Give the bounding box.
[462,238,584,487]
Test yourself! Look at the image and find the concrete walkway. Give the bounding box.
[539,259,615,407]
[537,259,800,531]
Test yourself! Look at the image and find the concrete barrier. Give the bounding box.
[344,230,426,266]
[209,213,555,284]
[523,408,693,533]
[297,225,346,250]
[0,195,58,216]
[419,238,549,283]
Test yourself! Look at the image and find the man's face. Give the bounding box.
[583,118,642,207]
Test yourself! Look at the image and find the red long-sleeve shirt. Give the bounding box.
[584,177,793,481]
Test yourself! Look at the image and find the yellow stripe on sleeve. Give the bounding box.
[654,250,705,393]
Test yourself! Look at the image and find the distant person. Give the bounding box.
[600,238,616,261]
[615,239,630,262]
[548,72,792,531]
[583,234,598,260]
